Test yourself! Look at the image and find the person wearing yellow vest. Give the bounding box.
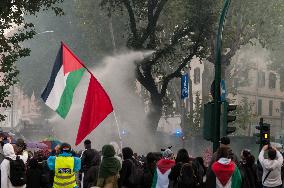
[47,143,81,188]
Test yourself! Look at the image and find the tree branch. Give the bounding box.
[136,64,159,95]
[140,0,169,45]
[160,53,195,98]
[122,0,139,41]
[143,24,193,67]
[160,30,202,98]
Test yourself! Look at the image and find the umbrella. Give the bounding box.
[27,141,48,149]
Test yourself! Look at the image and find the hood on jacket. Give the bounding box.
[122,147,133,160]
[110,141,120,155]
[218,158,231,165]
[102,145,115,158]
[3,143,16,159]
[157,158,175,174]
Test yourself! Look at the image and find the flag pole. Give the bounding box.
[113,111,123,150]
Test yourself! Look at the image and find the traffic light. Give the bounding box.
[221,101,237,136]
[262,123,270,145]
[254,118,270,151]
[203,102,215,141]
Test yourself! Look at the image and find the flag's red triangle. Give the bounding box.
[75,75,113,145]
[62,42,83,75]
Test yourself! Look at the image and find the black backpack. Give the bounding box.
[127,159,143,185]
[6,156,27,186]
[191,159,204,187]
[40,161,51,186]
[177,162,201,188]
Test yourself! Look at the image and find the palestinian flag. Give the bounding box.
[211,158,242,188]
[41,42,113,145]
[152,159,175,188]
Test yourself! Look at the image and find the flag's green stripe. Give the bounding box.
[56,68,85,118]
[151,169,157,188]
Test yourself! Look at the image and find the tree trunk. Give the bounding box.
[202,61,214,103]
[188,77,194,134]
[147,93,163,132]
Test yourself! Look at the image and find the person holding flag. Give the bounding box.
[41,41,114,145]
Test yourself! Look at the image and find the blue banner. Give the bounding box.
[181,73,189,99]
[220,79,227,102]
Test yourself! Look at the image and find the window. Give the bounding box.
[258,99,262,116]
[269,100,273,116]
[194,68,200,84]
[280,74,284,92]
[258,71,265,88]
[281,102,284,113]
[269,73,276,89]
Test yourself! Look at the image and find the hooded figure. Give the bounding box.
[110,141,122,165]
[206,147,241,188]
[119,147,138,188]
[1,143,28,188]
[97,145,121,188]
[152,148,175,188]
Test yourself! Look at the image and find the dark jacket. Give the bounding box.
[81,148,100,173]
[119,158,137,188]
[169,162,200,188]
[27,159,42,188]
[141,162,156,188]
[238,162,258,188]
[85,165,99,188]
[27,158,51,188]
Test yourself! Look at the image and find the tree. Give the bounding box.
[203,0,284,102]
[99,0,216,131]
[0,0,63,121]
[235,97,256,136]
[192,91,202,133]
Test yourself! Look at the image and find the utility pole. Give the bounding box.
[213,0,231,152]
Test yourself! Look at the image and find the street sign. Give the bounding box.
[210,80,227,101]
[181,73,189,99]
[220,79,227,102]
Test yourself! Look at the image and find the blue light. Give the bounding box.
[176,130,182,135]
[122,130,126,135]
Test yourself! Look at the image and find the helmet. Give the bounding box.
[60,143,71,153]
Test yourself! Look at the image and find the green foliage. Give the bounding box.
[0,0,64,121]
[235,97,256,131]
[192,92,202,133]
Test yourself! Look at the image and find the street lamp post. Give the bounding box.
[213,0,231,152]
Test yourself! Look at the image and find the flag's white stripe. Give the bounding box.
[45,67,68,110]
[156,169,171,187]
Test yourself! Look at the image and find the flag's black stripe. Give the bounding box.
[41,46,63,102]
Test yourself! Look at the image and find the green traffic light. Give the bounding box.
[221,101,237,136]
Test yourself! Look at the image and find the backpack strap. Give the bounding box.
[263,170,272,184]
[179,162,191,177]
[5,157,12,161]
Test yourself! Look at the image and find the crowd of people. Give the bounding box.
[0,136,284,188]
